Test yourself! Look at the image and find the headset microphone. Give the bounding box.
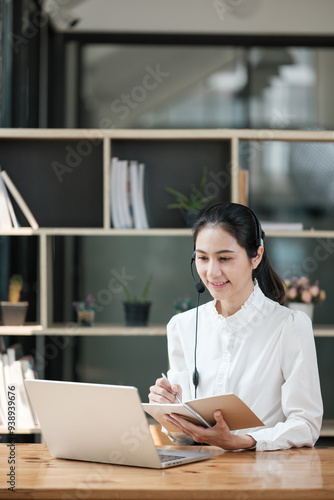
[189,203,263,399]
[190,251,205,398]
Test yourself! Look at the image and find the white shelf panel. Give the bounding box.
[1,228,334,238]
[1,127,334,142]
[0,228,192,236]
[44,323,167,336]
[314,326,334,337]
[0,324,43,335]
[1,324,332,337]
[266,230,334,238]
[0,228,36,236]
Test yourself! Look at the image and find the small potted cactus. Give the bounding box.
[0,274,29,326]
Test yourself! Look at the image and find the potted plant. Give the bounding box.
[165,167,217,227]
[285,276,326,321]
[0,274,29,326]
[119,275,153,326]
[72,294,95,326]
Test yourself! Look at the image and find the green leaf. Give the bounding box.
[120,282,133,302]
[165,166,217,211]
[140,274,153,303]
[199,166,208,193]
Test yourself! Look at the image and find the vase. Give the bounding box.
[287,302,314,321]
[77,310,95,326]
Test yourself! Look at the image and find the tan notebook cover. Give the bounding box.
[142,393,264,432]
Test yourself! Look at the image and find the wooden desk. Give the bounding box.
[1,444,333,500]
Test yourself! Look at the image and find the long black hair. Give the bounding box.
[192,203,286,305]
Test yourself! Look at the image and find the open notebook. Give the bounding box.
[25,379,211,469]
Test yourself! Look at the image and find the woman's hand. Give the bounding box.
[163,410,256,450]
[148,377,182,404]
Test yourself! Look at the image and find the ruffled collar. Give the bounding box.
[209,280,268,334]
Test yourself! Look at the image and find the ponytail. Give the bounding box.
[253,247,286,305]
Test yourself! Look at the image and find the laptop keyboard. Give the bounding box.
[159,453,186,463]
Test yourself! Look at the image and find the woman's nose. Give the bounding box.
[207,259,221,278]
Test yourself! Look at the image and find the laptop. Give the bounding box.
[25,379,211,469]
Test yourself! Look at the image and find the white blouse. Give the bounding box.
[166,282,323,451]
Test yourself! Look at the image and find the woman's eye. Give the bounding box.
[220,257,231,262]
[197,256,207,261]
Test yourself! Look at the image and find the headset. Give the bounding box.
[190,203,263,398]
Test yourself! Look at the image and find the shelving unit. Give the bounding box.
[0,128,334,436]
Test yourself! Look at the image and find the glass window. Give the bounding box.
[77,45,333,130]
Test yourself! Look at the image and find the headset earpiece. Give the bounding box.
[244,206,263,248]
[190,251,205,294]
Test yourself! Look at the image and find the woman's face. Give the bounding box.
[195,226,262,309]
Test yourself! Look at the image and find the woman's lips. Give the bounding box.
[209,280,230,289]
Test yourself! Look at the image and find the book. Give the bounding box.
[0,170,19,228]
[142,393,264,433]
[110,157,121,229]
[0,173,13,229]
[129,161,142,229]
[5,191,19,228]
[9,360,36,429]
[7,342,24,364]
[119,160,132,228]
[0,170,39,229]
[110,157,149,230]
[138,163,149,229]
[1,344,38,430]
[20,355,39,426]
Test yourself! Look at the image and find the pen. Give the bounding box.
[161,372,211,428]
[161,373,182,404]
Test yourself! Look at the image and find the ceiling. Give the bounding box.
[43,0,334,36]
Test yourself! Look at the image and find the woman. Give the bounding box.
[149,203,323,451]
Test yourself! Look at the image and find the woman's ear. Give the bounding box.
[252,245,264,270]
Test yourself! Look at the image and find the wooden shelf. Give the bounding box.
[0,324,43,335]
[1,324,332,337]
[313,326,334,337]
[1,127,334,142]
[266,230,334,238]
[1,228,334,238]
[1,127,333,430]
[0,228,192,236]
[45,323,167,336]
[0,324,167,336]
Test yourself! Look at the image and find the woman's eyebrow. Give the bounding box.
[196,249,235,254]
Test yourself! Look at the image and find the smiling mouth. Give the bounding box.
[210,280,230,287]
